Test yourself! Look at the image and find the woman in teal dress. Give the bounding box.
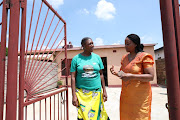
[70,37,110,120]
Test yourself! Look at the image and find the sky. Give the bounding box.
[46,0,163,49]
[0,0,164,50]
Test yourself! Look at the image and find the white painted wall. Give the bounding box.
[155,48,164,60]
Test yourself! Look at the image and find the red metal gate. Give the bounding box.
[160,0,180,119]
[0,0,69,120]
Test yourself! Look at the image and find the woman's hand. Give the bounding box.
[110,65,118,76]
[72,95,79,107]
[103,91,108,102]
[99,70,108,102]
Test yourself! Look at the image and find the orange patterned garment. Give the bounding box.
[120,52,154,120]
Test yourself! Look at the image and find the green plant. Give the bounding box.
[0,45,8,56]
[57,81,63,85]
[6,47,8,56]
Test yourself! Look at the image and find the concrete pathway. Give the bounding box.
[69,86,169,120]
[4,86,167,120]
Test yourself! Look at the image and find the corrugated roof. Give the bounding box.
[154,46,163,51]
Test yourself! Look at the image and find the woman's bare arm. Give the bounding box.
[100,70,107,102]
[71,72,78,107]
[121,67,154,82]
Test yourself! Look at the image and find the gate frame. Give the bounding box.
[19,0,27,119]
[1,0,180,120]
[0,0,9,120]
[0,0,69,120]
[160,0,180,119]
[5,0,20,119]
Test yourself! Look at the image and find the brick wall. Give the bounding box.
[155,58,166,86]
[4,57,59,102]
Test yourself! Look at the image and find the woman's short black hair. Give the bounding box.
[81,37,92,47]
[127,34,144,53]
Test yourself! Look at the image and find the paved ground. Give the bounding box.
[6,86,168,120]
[69,86,169,120]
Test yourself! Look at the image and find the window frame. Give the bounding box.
[61,58,72,77]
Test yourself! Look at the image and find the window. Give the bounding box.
[61,59,72,76]
[158,57,161,59]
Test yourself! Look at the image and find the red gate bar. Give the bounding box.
[24,14,56,88]
[64,22,69,120]
[26,21,62,86]
[33,103,35,120]
[50,97,51,120]
[25,8,50,81]
[23,88,67,120]
[24,13,55,82]
[45,98,47,120]
[24,0,35,63]
[26,49,65,96]
[18,0,27,120]
[23,0,68,101]
[160,0,180,119]
[0,0,8,120]
[23,0,68,105]
[25,106,27,120]
[29,47,65,90]
[29,61,66,95]
[172,0,180,66]
[42,0,65,23]
[172,0,180,90]
[29,34,64,85]
[5,0,20,119]
[24,1,43,80]
[0,0,69,119]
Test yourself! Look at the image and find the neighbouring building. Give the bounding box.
[154,46,166,86]
[55,43,157,87]
[20,43,158,87]
[155,47,164,60]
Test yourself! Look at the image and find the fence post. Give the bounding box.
[18,0,27,120]
[0,0,8,120]
[172,0,180,90]
[5,0,20,119]
[160,0,180,119]
[64,23,69,120]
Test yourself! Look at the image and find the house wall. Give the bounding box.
[3,58,58,102]
[20,54,54,61]
[55,46,157,87]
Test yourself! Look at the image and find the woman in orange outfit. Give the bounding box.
[110,34,154,120]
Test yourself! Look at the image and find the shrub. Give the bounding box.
[57,81,63,85]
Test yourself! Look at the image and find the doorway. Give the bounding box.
[101,57,108,86]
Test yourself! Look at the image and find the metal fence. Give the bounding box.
[0,0,69,120]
